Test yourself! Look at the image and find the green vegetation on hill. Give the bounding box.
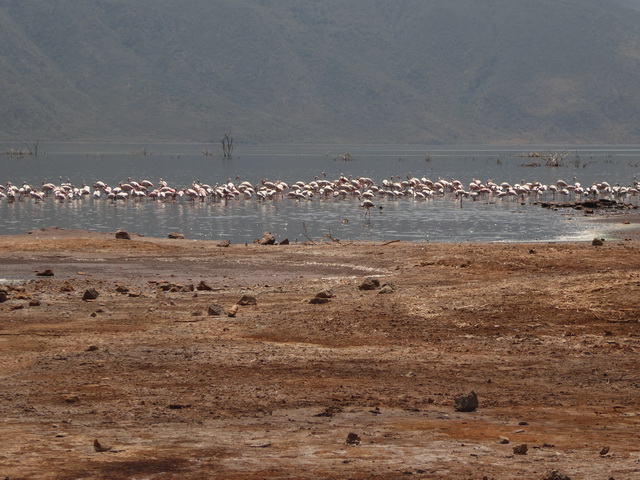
[1,0,640,144]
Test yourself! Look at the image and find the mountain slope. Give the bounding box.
[1,0,640,144]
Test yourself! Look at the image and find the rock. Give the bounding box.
[115,229,131,240]
[0,291,7,303]
[237,294,257,306]
[227,304,239,317]
[168,232,185,239]
[279,238,290,245]
[512,443,528,455]
[454,390,479,412]
[196,280,214,291]
[346,433,361,445]
[497,436,510,444]
[599,446,610,456]
[256,232,276,245]
[542,471,572,480]
[115,285,129,293]
[315,288,334,299]
[35,269,54,276]
[379,285,394,294]
[358,277,381,290]
[29,299,41,307]
[217,240,231,247]
[207,303,226,316]
[592,238,604,246]
[93,439,113,453]
[309,297,329,304]
[82,288,99,301]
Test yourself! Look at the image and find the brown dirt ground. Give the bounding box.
[1,225,640,479]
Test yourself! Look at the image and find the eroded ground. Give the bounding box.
[1,228,640,479]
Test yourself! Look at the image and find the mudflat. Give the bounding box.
[1,227,639,479]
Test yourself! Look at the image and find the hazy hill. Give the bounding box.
[2,0,640,144]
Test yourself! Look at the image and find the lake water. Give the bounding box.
[1,142,639,243]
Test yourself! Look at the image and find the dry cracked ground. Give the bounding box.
[1,227,640,479]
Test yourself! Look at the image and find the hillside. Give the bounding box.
[1,0,640,144]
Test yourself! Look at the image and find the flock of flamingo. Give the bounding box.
[1,175,639,214]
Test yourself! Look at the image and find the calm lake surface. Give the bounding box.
[1,142,639,243]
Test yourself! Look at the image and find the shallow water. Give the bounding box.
[1,143,638,242]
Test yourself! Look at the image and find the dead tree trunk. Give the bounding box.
[220,134,234,158]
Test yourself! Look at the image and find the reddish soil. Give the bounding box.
[1,227,640,479]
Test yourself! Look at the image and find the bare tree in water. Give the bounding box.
[220,133,234,158]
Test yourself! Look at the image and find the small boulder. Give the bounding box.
[82,288,99,301]
[237,294,257,306]
[513,444,528,455]
[309,297,329,304]
[358,277,380,290]
[278,238,290,245]
[542,472,572,480]
[379,285,394,294]
[454,390,479,412]
[196,280,214,291]
[315,288,334,299]
[35,269,54,276]
[256,232,276,245]
[0,291,7,303]
[168,232,185,239]
[592,238,604,246]
[207,303,226,316]
[346,433,361,445]
[217,240,231,247]
[115,230,131,240]
[227,304,239,317]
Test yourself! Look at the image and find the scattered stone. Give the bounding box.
[196,280,214,291]
[60,283,75,292]
[82,288,99,301]
[599,446,610,456]
[217,240,231,247]
[29,299,41,307]
[115,285,129,293]
[279,238,290,245]
[93,439,113,453]
[10,304,24,311]
[64,394,80,404]
[309,297,330,304]
[115,229,131,240]
[0,291,7,302]
[207,303,226,316]
[542,471,572,480]
[237,294,257,306]
[518,421,529,426]
[256,232,276,245]
[346,433,361,445]
[592,238,604,246]
[454,390,479,412]
[227,304,239,317]
[358,277,381,290]
[35,269,54,276]
[512,443,528,455]
[168,232,185,239]
[86,345,99,352]
[315,288,334,299]
[379,284,394,294]
[497,436,510,444]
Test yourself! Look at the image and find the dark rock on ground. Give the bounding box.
[237,294,257,306]
[115,230,131,240]
[256,232,276,245]
[168,232,185,239]
[82,288,99,301]
[454,390,479,412]
[207,303,226,316]
[358,277,381,290]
